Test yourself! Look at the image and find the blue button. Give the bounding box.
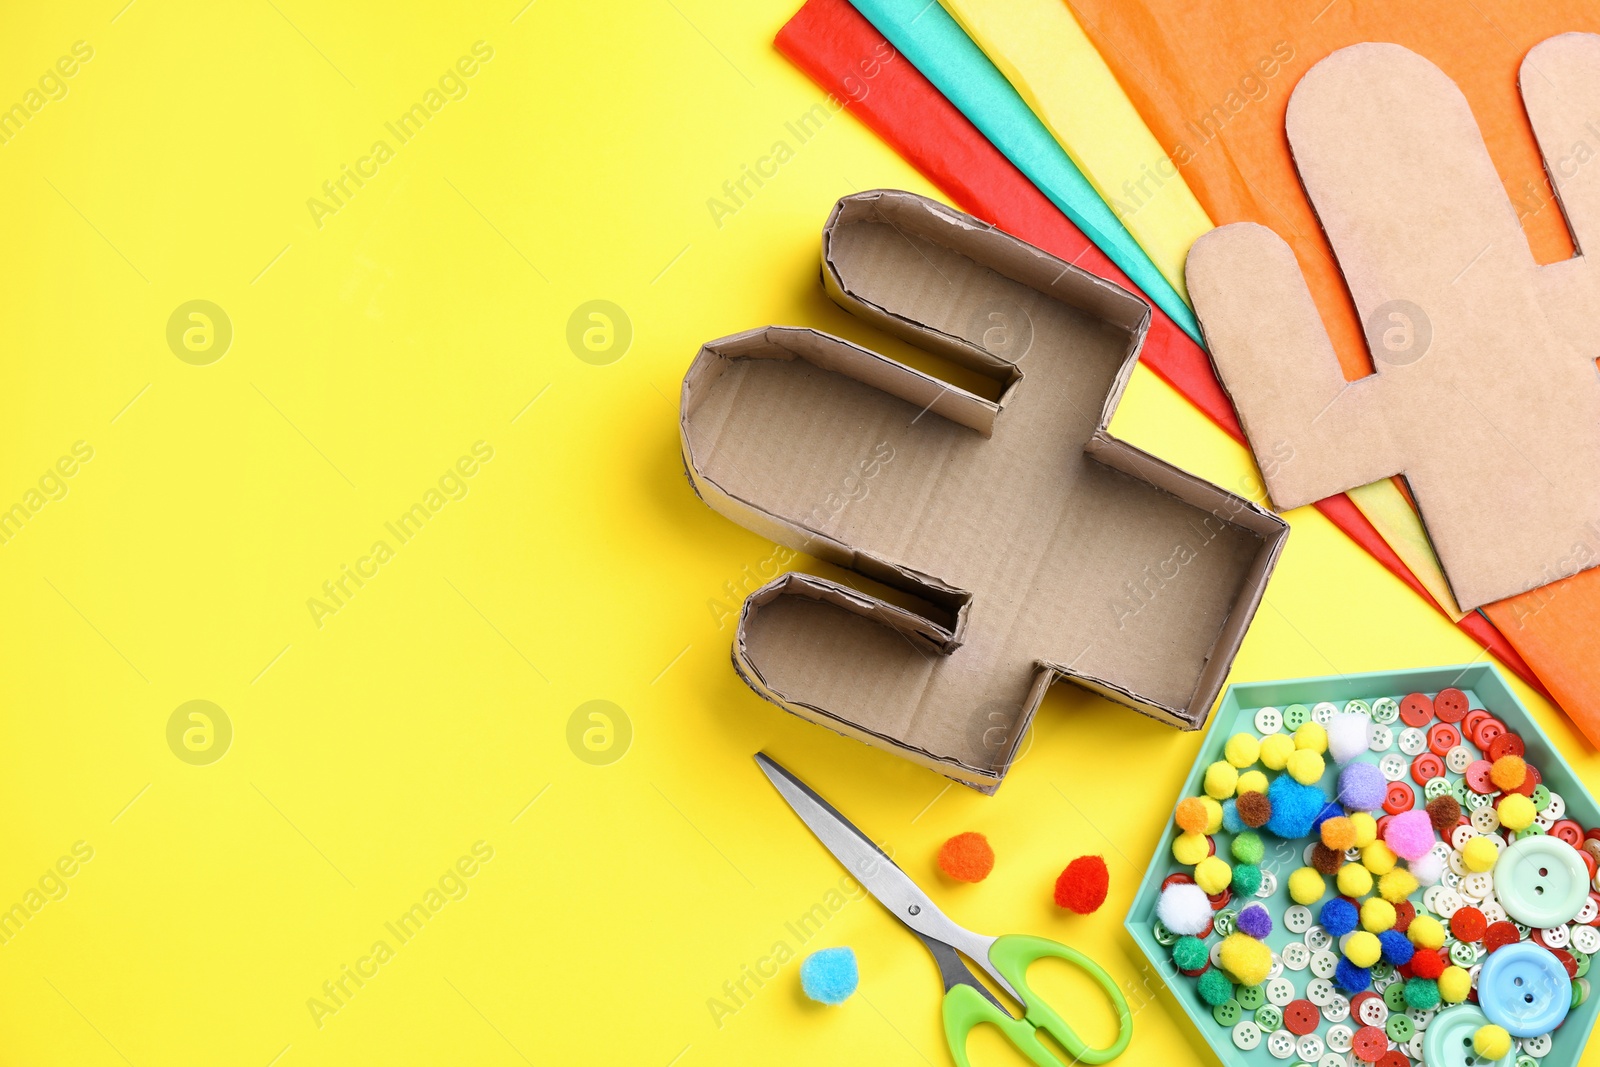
[1423,1005,1516,1067]
[1478,941,1571,1038]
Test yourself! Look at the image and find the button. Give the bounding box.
[1573,925,1600,954]
[1265,1028,1296,1059]
[1297,1033,1325,1060]
[1323,993,1350,1021]
[1231,1019,1262,1050]
[1461,872,1495,901]
[1451,824,1477,850]
[1522,1032,1552,1057]
[1434,687,1469,723]
[1384,981,1409,1011]
[1356,993,1387,1026]
[1472,805,1502,833]
[1255,706,1283,733]
[1267,977,1296,1005]
[1546,793,1566,820]
[1424,775,1452,800]
[1427,722,1460,756]
[1473,717,1506,750]
[1450,940,1478,967]
[1308,977,1337,1005]
[1487,731,1525,760]
[1445,744,1474,773]
[1530,784,1550,811]
[1383,781,1415,814]
[1313,701,1338,725]
[1463,708,1491,740]
[1412,753,1445,784]
[1372,697,1400,724]
[1284,999,1319,1034]
[1283,943,1311,972]
[1408,1005,1435,1029]
[1345,699,1372,717]
[1452,906,1487,941]
[1212,999,1241,1026]
[1326,1023,1354,1052]
[1494,836,1590,927]
[1484,921,1520,952]
[1285,905,1314,934]
[1379,753,1408,782]
[1582,893,1600,925]
[1256,1004,1283,1032]
[1393,900,1416,933]
[1306,925,1333,952]
[1540,924,1570,949]
[1466,760,1496,794]
[1311,950,1339,979]
[1477,941,1572,1037]
[1386,1013,1414,1043]
[1284,704,1311,730]
[1238,982,1267,1009]
[1400,727,1428,755]
[1352,1024,1388,1061]
[1399,693,1434,727]
[1369,723,1395,751]
[1257,870,1278,898]
[1423,1004,1516,1067]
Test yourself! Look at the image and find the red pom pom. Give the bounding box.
[1410,950,1445,979]
[938,832,995,883]
[1054,855,1109,914]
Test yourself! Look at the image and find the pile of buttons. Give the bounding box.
[1152,689,1597,1065]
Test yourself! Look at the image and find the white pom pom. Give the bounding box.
[1327,712,1370,764]
[1409,849,1445,886]
[1156,882,1214,935]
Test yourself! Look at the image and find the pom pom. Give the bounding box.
[1462,836,1497,873]
[1379,929,1414,966]
[1333,957,1371,993]
[1311,800,1344,835]
[1174,797,1209,833]
[1473,1024,1512,1060]
[1194,856,1232,895]
[1410,950,1446,980]
[1490,755,1526,792]
[1237,903,1272,939]
[1288,866,1326,905]
[1404,976,1440,1010]
[1311,843,1343,876]
[1218,932,1272,986]
[1361,840,1397,875]
[1232,863,1262,897]
[1498,793,1535,832]
[1349,811,1378,848]
[1321,816,1357,852]
[1267,775,1327,839]
[1336,762,1386,812]
[1236,770,1269,796]
[1054,855,1109,914]
[1344,930,1382,967]
[1196,968,1233,1006]
[1327,712,1369,764]
[1408,915,1445,950]
[1320,897,1359,937]
[1198,797,1224,834]
[1236,791,1272,828]
[1438,965,1470,1003]
[938,832,995,883]
[1409,849,1445,886]
[1360,897,1397,933]
[1295,722,1328,754]
[1157,882,1213,935]
[1231,830,1264,865]
[1204,761,1238,800]
[1220,799,1244,833]
[800,947,858,1004]
[1377,869,1417,903]
[1172,935,1209,971]
[1337,863,1373,898]
[1384,810,1435,861]
[1425,795,1461,836]
[1225,733,1260,768]
[1173,831,1209,865]
[1259,733,1295,770]
[1286,749,1325,785]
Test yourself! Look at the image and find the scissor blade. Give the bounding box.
[753,752,1016,1002]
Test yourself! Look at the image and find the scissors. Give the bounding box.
[755,753,1133,1066]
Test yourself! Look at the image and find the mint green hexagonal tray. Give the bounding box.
[1124,665,1599,1067]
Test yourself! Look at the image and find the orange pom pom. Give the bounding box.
[1321,816,1357,852]
[1174,797,1209,833]
[938,832,995,883]
[1489,756,1526,792]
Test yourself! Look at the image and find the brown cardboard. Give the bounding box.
[1186,37,1600,612]
[679,190,1287,790]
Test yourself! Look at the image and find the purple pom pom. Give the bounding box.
[1337,761,1386,812]
[1237,903,1272,939]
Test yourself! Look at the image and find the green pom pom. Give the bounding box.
[1231,863,1262,896]
[1197,968,1233,1006]
[1172,936,1208,971]
[1404,977,1440,1011]
[1231,830,1264,865]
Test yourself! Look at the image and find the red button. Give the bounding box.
[1579,848,1597,882]
[1465,760,1496,794]
[1503,762,1541,798]
[1411,754,1445,785]
[1552,820,1584,848]
[1434,687,1468,723]
[1377,1053,1410,1067]
[1375,814,1393,840]
[1551,947,1579,979]
[1484,921,1520,952]
[1384,781,1415,814]
[1179,961,1210,978]
[1451,906,1486,942]
[1588,892,1600,926]
[1207,835,1217,856]
[1399,693,1434,728]
[1487,731,1525,760]
[1353,1025,1389,1062]
[1209,888,1232,911]
[1463,708,1491,739]
[1284,999,1319,1035]
[1473,717,1505,750]
[1427,722,1460,756]
[1160,873,1194,891]
[1392,900,1415,933]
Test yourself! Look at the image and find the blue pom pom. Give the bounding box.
[1320,897,1359,938]
[1310,800,1344,833]
[1333,957,1371,994]
[1266,774,1327,839]
[1337,761,1386,812]
[1379,929,1414,966]
[801,947,859,1005]
[1221,798,1244,833]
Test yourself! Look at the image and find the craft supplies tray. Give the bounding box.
[1126,665,1600,1067]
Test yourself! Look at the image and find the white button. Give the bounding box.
[1358,997,1387,1026]
[1344,847,1363,863]
[1448,850,1469,877]
[1546,793,1566,820]
[1541,925,1571,948]
[1303,843,1320,866]
[1575,925,1600,954]
[1210,941,1225,967]
[1305,925,1332,951]
[1268,954,1283,980]
[1472,806,1501,833]
[1233,1020,1262,1050]
[1406,1032,1427,1059]
[1311,950,1338,978]
[1535,809,1557,829]
[1267,977,1296,1005]
[1469,963,1482,985]
[1460,872,1493,900]
[1255,707,1283,734]
[1267,1029,1297,1059]
[1399,728,1427,755]
[1408,1006,1435,1030]
[1522,1032,1552,1058]
[1326,1023,1354,1052]
[1283,943,1311,971]
[1285,906,1314,934]
[1312,702,1337,725]
[1445,745,1474,773]
[1481,899,1508,924]
[1257,870,1278,898]
[1576,896,1598,924]
[1372,697,1400,723]
[1368,723,1394,751]
[1298,1034,1325,1060]
[1308,978,1337,1005]
[1442,869,1462,891]
[1380,753,1408,781]
[1323,994,1349,1022]
[1319,1055,1349,1067]
[1435,889,1463,917]
[1450,824,1476,850]
[1344,699,1371,717]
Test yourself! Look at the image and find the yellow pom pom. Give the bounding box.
[1462,835,1497,873]
[1195,856,1232,895]
[1225,733,1260,768]
[1294,722,1328,754]
[1360,897,1396,933]
[1173,831,1210,865]
[1473,1024,1512,1060]
[1204,761,1239,800]
[1361,840,1397,875]
[1408,914,1445,949]
[1175,797,1209,833]
[1237,770,1269,796]
[1260,733,1295,771]
[1336,863,1373,898]
[1321,816,1357,852]
[1378,869,1418,903]
[1498,792,1536,832]
[1438,966,1471,1004]
[1349,811,1378,848]
[1218,932,1273,986]
[1344,930,1381,967]
[1288,867,1326,905]
[1286,749,1325,785]
[1199,796,1224,834]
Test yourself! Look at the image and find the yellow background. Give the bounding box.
[0,2,1595,1064]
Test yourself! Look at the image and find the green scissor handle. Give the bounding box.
[942,933,1133,1067]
